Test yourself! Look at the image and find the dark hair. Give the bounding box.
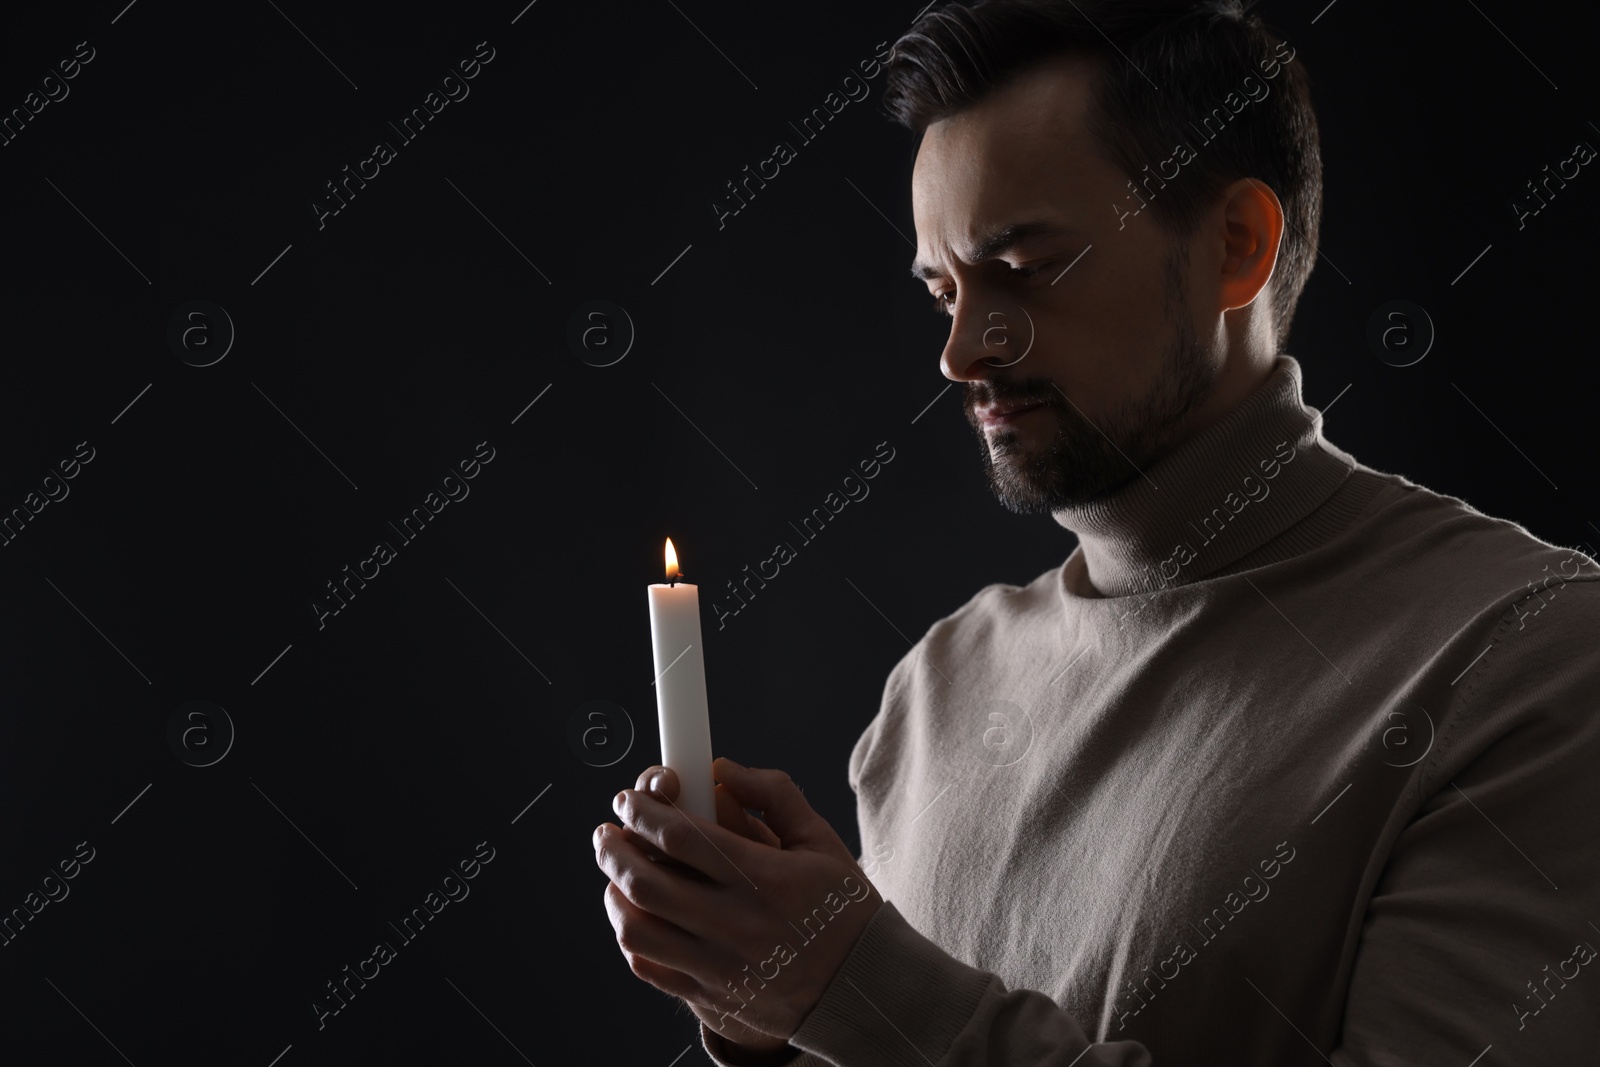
[881,0,1322,347]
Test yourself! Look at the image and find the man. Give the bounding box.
[593,1,1600,1063]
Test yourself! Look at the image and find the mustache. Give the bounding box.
[965,382,1060,412]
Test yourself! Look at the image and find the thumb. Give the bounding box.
[712,757,821,846]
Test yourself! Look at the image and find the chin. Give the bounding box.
[984,463,1057,514]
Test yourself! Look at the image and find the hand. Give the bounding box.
[600,763,792,1059]
[594,757,883,1049]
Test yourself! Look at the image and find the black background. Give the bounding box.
[0,0,1595,1063]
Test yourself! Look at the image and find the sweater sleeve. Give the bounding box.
[698,1022,818,1066]
[795,899,1156,1066]
[1327,578,1600,1063]
[698,899,1151,1066]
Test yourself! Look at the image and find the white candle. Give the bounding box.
[646,537,717,822]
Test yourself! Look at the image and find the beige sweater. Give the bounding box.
[703,355,1600,1066]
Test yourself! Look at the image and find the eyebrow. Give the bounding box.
[909,220,1081,282]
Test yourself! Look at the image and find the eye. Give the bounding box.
[929,262,1056,318]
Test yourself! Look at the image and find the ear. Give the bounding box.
[1216,177,1284,316]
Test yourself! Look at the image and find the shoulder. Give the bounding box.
[1351,461,1586,566]
[914,563,1062,655]
[1335,466,1600,780]
[1325,462,1599,621]
[869,564,1061,711]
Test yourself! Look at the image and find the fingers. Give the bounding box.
[596,819,711,879]
[716,783,782,848]
[611,765,677,862]
[626,767,777,847]
[610,821,668,862]
[596,823,691,911]
[711,758,820,845]
[612,786,757,887]
[602,881,718,994]
[636,764,679,801]
[595,822,721,937]
[602,879,765,1039]
[622,949,703,1003]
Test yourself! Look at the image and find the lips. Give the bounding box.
[977,399,1047,425]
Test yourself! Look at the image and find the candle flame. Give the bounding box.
[664,537,679,581]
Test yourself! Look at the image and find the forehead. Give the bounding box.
[910,53,1107,259]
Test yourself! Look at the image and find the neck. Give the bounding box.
[1051,355,1353,597]
[1174,344,1276,442]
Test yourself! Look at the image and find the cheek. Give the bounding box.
[1055,270,1176,385]
[1020,223,1190,395]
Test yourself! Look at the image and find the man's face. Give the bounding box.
[910,52,1220,513]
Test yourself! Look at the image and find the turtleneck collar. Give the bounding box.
[1051,354,1355,598]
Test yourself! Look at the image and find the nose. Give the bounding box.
[940,299,1018,383]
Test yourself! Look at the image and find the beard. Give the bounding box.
[963,245,1217,514]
